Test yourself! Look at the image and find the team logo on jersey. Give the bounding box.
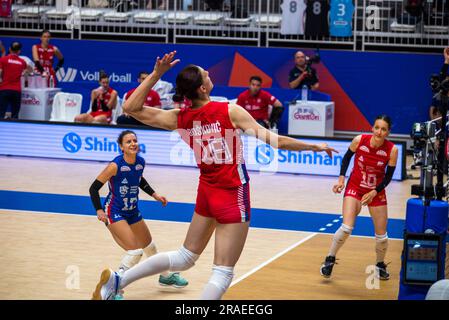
[377,161,384,166]
[135,164,143,171]
[121,178,128,184]
[376,150,387,157]
[120,185,129,195]
[359,146,370,153]
[120,166,131,172]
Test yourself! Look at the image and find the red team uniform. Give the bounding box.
[177,101,251,224]
[344,134,395,207]
[34,44,57,86]
[237,89,277,122]
[90,87,115,122]
[0,54,26,91]
[125,88,161,108]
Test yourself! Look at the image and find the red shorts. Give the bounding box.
[195,182,251,224]
[344,181,387,207]
[90,110,112,123]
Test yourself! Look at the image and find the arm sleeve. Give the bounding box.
[55,58,64,72]
[34,60,44,73]
[89,179,105,211]
[139,177,155,196]
[375,166,396,193]
[339,148,355,176]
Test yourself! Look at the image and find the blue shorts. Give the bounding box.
[107,210,143,225]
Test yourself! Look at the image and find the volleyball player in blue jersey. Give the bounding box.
[89,130,188,299]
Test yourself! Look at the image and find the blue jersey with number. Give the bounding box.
[104,155,145,217]
[330,0,354,37]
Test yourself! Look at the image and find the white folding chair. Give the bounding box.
[111,96,123,125]
[50,92,83,122]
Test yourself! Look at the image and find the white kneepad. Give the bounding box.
[209,265,234,292]
[167,246,199,272]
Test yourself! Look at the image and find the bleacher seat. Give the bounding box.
[166,12,193,24]
[45,8,73,19]
[50,92,83,122]
[194,13,226,25]
[80,9,105,21]
[224,17,252,27]
[254,14,282,28]
[104,11,131,22]
[133,11,163,23]
[17,7,48,18]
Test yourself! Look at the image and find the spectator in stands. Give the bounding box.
[237,75,284,129]
[0,40,5,57]
[429,47,449,121]
[0,42,32,119]
[146,0,166,10]
[75,72,118,124]
[117,71,161,126]
[32,30,64,88]
[288,50,319,91]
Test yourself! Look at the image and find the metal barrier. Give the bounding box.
[1,0,448,50]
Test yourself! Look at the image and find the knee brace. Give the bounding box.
[209,265,234,293]
[143,241,158,257]
[375,233,388,242]
[166,246,199,272]
[341,223,353,234]
[119,249,144,272]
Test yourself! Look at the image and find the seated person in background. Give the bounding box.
[289,50,319,91]
[237,75,284,129]
[75,72,117,124]
[117,71,161,126]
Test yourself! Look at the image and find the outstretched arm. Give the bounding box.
[228,103,337,157]
[123,51,180,131]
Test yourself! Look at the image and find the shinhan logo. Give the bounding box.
[63,132,82,153]
[62,132,146,154]
[255,143,342,167]
[56,67,78,83]
[255,144,275,165]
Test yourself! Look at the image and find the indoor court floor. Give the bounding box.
[0,155,416,300]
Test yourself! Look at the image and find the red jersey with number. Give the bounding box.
[125,88,161,108]
[177,101,249,188]
[0,54,26,91]
[348,134,394,190]
[35,44,56,75]
[237,89,277,121]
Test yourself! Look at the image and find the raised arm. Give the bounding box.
[228,103,337,157]
[122,51,180,131]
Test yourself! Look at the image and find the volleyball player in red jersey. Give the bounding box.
[75,73,118,124]
[32,30,64,87]
[92,51,337,300]
[320,115,398,280]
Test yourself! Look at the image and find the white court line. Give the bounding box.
[230,232,318,287]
